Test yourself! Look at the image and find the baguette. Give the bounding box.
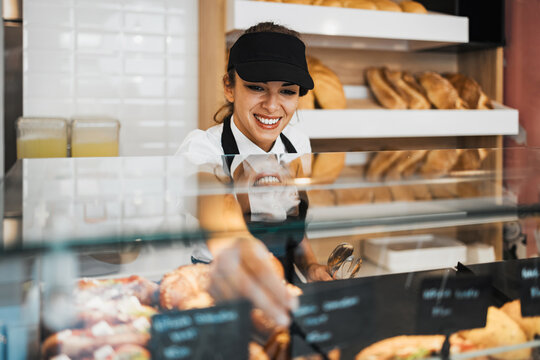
[308,56,347,109]
[418,72,468,109]
[366,67,407,109]
[384,69,431,109]
[444,73,493,110]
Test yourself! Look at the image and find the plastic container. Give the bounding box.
[71,117,120,157]
[16,117,68,159]
[363,234,467,273]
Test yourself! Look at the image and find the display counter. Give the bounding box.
[2,148,540,359]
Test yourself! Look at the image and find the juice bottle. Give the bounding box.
[16,118,68,159]
[71,117,120,157]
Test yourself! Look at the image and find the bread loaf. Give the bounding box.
[399,0,427,13]
[366,151,405,181]
[383,69,431,109]
[372,0,401,11]
[420,149,462,177]
[307,189,337,206]
[366,67,407,109]
[313,0,342,6]
[311,153,346,182]
[308,56,347,109]
[298,89,315,109]
[342,0,377,9]
[444,73,493,110]
[418,72,468,109]
[452,149,482,171]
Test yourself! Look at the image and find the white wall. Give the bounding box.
[23,0,198,156]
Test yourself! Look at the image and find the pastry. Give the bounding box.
[159,264,214,311]
[399,0,427,13]
[298,89,315,109]
[78,275,159,306]
[457,306,530,360]
[308,56,347,109]
[444,73,493,110]
[372,0,402,11]
[501,300,540,341]
[418,72,468,109]
[383,69,431,109]
[342,0,377,9]
[365,68,407,109]
[42,321,151,360]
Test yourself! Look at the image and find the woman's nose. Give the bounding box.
[262,93,279,113]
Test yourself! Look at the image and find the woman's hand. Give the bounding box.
[208,237,298,327]
[305,263,332,282]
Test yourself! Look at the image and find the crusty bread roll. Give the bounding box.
[342,0,377,9]
[399,0,427,13]
[372,0,401,11]
[366,67,407,109]
[383,69,431,109]
[308,56,347,109]
[420,149,462,177]
[418,72,468,109]
[444,73,493,110]
[298,89,315,109]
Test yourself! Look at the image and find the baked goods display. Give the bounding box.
[356,300,538,360]
[310,148,492,207]
[299,56,347,110]
[366,67,493,110]
[258,0,428,13]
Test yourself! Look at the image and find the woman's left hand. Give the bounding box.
[305,263,332,282]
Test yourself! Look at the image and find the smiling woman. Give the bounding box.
[175,22,314,162]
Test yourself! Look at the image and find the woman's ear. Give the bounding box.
[223,74,235,103]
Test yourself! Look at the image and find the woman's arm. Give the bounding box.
[294,236,332,282]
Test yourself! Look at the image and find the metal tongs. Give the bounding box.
[327,243,362,279]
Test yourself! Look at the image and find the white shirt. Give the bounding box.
[175,115,312,174]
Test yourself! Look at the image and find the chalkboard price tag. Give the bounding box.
[416,275,491,334]
[150,300,251,360]
[291,279,374,357]
[519,259,540,317]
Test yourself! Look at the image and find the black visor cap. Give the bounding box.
[228,32,314,90]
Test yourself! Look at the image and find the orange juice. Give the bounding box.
[17,137,68,159]
[71,141,119,157]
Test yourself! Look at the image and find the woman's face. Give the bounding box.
[224,73,300,152]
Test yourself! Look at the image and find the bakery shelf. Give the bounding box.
[226,0,469,51]
[306,196,518,239]
[295,102,518,139]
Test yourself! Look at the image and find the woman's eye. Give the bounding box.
[281,89,298,96]
[247,85,264,92]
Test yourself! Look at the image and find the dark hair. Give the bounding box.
[213,22,309,124]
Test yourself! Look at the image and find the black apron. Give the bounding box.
[221,116,307,283]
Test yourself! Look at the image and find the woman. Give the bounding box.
[177,22,331,327]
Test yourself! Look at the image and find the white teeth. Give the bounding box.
[255,176,281,186]
[255,115,280,125]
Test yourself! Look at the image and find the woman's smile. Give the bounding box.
[253,114,282,129]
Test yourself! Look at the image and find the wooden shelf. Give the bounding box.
[226,0,469,51]
[295,103,518,139]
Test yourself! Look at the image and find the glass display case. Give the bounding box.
[2,148,540,360]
